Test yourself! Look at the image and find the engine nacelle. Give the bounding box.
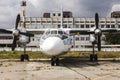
[13,30,19,36]
[90,35,96,43]
[19,35,29,44]
[95,29,101,35]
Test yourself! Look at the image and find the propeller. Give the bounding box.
[0,14,34,51]
[12,36,17,51]
[94,13,101,51]
[15,14,20,29]
[11,14,34,51]
[11,14,21,51]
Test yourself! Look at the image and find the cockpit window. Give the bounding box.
[45,30,50,35]
[63,32,68,35]
[51,30,57,34]
[58,31,63,35]
[43,29,69,40]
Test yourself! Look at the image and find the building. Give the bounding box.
[0,11,120,50]
[0,34,12,47]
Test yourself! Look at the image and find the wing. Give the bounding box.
[69,30,94,35]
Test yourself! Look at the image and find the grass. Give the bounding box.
[0,51,50,59]
[0,51,120,59]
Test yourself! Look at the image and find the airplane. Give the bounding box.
[0,14,34,61]
[0,13,118,66]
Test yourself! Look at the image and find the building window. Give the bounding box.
[68,21,72,23]
[91,25,94,28]
[106,21,110,23]
[63,21,67,23]
[86,21,89,23]
[81,25,84,28]
[53,13,55,16]
[91,21,95,23]
[80,21,84,23]
[76,37,79,41]
[119,25,120,28]
[111,21,115,23]
[58,13,61,16]
[106,25,110,28]
[101,25,104,28]
[86,37,89,41]
[86,25,89,28]
[75,45,79,48]
[81,37,84,41]
[38,38,40,41]
[75,24,79,28]
[63,25,67,28]
[32,38,34,41]
[100,21,105,23]
[47,21,51,23]
[111,25,115,28]
[58,25,61,28]
[75,21,79,23]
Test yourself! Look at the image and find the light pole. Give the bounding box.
[20,0,26,28]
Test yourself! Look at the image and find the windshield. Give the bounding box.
[51,30,57,34]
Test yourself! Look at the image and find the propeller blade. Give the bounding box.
[15,14,21,29]
[97,35,101,51]
[12,36,17,51]
[0,29,12,34]
[19,32,34,37]
[95,13,99,29]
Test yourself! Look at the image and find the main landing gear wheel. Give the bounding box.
[51,57,59,66]
[90,54,98,61]
[20,54,29,61]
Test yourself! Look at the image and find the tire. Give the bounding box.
[56,58,59,66]
[90,54,94,61]
[94,54,98,61]
[24,54,29,61]
[51,58,55,66]
[20,54,24,61]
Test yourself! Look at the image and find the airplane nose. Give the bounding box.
[42,37,64,56]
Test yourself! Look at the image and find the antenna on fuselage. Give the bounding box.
[60,6,63,29]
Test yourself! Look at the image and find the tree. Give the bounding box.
[104,32,120,44]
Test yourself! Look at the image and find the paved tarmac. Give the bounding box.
[0,58,120,80]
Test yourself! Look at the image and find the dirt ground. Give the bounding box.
[0,58,120,80]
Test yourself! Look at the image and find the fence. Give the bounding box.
[0,47,120,52]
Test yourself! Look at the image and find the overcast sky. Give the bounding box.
[0,0,120,29]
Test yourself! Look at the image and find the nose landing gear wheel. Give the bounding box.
[90,54,98,61]
[51,57,59,66]
[51,57,55,66]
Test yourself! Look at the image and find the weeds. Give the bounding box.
[0,51,120,59]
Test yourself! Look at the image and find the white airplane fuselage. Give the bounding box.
[40,29,72,56]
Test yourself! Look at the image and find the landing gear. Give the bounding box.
[51,57,59,66]
[20,45,29,61]
[21,54,29,61]
[90,43,98,61]
[90,54,98,61]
